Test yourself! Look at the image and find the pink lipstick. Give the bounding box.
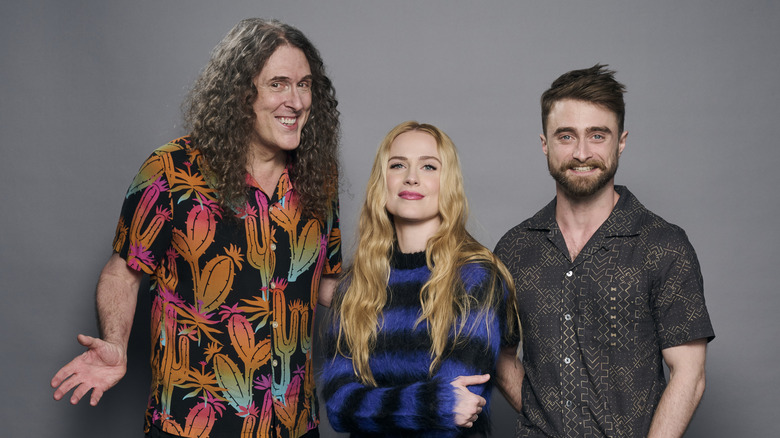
[398,191,424,200]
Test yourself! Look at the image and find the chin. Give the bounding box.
[278,139,302,151]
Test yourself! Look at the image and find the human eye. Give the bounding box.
[269,81,288,91]
[422,163,438,171]
[297,80,312,92]
[388,162,405,170]
[559,134,573,142]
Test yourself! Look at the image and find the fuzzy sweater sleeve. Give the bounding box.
[320,329,459,435]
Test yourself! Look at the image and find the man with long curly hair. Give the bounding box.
[51,18,342,438]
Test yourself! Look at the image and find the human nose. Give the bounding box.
[404,167,419,185]
[285,87,305,111]
[572,138,592,161]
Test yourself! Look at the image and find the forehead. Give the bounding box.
[389,131,440,158]
[547,99,619,130]
[256,45,311,80]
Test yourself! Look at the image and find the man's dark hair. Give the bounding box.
[541,64,626,136]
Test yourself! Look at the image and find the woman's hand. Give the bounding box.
[450,374,490,428]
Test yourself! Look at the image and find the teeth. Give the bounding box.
[572,166,594,171]
[279,117,296,126]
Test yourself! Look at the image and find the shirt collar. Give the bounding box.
[525,185,643,238]
[244,164,294,199]
[600,186,643,238]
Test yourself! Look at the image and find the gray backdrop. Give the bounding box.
[2,1,778,436]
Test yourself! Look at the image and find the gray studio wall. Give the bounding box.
[1,1,778,436]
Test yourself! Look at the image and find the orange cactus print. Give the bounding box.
[244,190,276,289]
[181,399,218,437]
[117,138,341,437]
[127,179,171,273]
[270,190,321,282]
[172,200,219,264]
[196,244,244,313]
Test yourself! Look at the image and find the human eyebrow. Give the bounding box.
[585,126,613,135]
[418,156,442,164]
[552,127,576,136]
[268,75,313,83]
[266,76,291,83]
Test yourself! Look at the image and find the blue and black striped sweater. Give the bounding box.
[321,250,517,437]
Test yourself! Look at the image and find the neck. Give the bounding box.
[247,145,287,193]
[555,183,620,260]
[393,219,441,254]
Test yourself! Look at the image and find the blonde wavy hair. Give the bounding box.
[333,121,520,386]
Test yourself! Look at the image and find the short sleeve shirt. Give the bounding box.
[494,186,714,438]
[113,137,342,438]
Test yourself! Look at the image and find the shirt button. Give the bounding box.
[269,206,273,212]
[272,321,278,329]
[564,357,572,364]
[564,314,572,321]
[566,400,573,408]
[272,359,278,367]
[566,270,573,277]
[270,281,276,289]
[271,243,277,251]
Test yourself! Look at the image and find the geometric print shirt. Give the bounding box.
[112,137,342,438]
[494,186,713,438]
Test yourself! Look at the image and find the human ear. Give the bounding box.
[618,130,628,156]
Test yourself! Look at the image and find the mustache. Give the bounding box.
[559,159,607,171]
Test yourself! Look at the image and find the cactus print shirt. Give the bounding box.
[112,137,342,438]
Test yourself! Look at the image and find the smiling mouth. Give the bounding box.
[571,166,595,172]
[278,117,297,127]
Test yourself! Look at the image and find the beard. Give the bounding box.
[548,151,619,198]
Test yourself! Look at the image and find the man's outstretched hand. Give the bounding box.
[51,334,127,406]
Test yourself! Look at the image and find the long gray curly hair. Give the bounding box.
[183,18,340,218]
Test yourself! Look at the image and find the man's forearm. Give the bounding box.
[648,339,708,438]
[96,253,142,349]
[495,346,524,412]
[647,373,705,437]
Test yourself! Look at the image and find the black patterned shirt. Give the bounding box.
[113,137,342,437]
[494,186,714,438]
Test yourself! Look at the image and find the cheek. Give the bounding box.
[384,175,398,194]
[428,176,441,197]
[256,93,285,113]
[551,151,568,164]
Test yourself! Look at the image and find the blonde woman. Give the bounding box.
[321,121,522,437]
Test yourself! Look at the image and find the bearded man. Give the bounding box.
[495,64,714,438]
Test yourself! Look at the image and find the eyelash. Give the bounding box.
[388,163,437,170]
[559,134,607,141]
[268,82,311,90]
